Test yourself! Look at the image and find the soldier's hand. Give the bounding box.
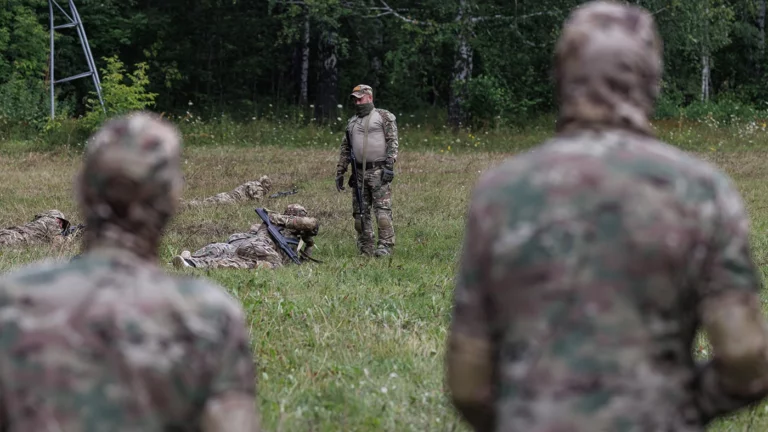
[382,167,395,184]
[336,174,345,192]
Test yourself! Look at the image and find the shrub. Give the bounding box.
[80,56,158,132]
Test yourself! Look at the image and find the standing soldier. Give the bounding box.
[447,2,768,431]
[335,84,398,257]
[0,112,259,431]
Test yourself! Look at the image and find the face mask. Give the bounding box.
[355,102,374,117]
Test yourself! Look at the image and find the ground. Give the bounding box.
[0,143,766,431]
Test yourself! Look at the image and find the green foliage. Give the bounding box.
[0,0,48,80]
[0,76,48,129]
[462,75,513,128]
[80,56,158,132]
[462,74,543,128]
[3,0,768,132]
[654,83,684,119]
[681,95,763,125]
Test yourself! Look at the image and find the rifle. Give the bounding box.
[269,188,298,199]
[346,129,366,234]
[62,223,85,237]
[254,208,302,265]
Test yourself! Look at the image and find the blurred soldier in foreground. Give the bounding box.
[173,204,319,269]
[0,209,71,247]
[447,2,768,431]
[335,84,398,257]
[0,112,259,431]
[182,176,272,208]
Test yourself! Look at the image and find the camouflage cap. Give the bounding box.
[33,209,67,221]
[350,84,373,99]
[284,204,308,217]
[554,0,662,135]
[33,209,70,230]
[76,111,183,236]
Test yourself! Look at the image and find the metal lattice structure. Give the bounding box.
[48,0,105,119]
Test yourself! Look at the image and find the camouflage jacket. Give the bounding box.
[0,247,259,431]
[255,212,319,262]
[0,210,70,247]
[336,108,398,174]
[182,176,272,209]
[448,129,766,432]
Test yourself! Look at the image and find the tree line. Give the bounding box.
[1,0,766,129]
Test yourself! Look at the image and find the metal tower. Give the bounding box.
[48,0,105,119]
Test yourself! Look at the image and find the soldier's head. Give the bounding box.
[258,175,272,191]
[554,1,662,136]
[76,111,183,259]
[284,204,308,217]
[350,84,374,105]
[243,180,267,199]
[33,209,71,231]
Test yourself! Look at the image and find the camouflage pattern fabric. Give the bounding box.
[177,205,319,269]
[0,112,259,431]
[447,3,768,432]
[350,167,394,255]
[336,109,399,170]
[182,176,272,208]
[336,87,399,256]
[350,84,374,99]
[0,209,70,247]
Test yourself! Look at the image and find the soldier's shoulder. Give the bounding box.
[473,131,730,199]
[536,130,726,179]
[0,257,110,310]
[375,108,396,121]
[0,256,94,292]
[170,274,246,320]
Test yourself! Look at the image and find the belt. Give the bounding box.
[355,160,386,170]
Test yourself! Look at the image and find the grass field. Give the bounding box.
[0,124,767,430]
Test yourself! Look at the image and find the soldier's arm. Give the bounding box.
[336,125,352,175]
[694,176,768,423]
[202,299,260,431]
[381,111,399,168]
[446,186,496,431]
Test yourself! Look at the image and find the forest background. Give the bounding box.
[2,0,768,146]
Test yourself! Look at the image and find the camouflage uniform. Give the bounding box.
[447,3,768,432]
[336,84,398,257]
[0,112,260,431]
[0,209,71,247]
[182,176,272,208]
[174,204,319,269]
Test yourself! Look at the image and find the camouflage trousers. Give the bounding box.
[351,167,395,255]
[185,236,282,269]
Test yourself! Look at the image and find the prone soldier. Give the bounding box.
[447,2,768,431]
[173,204,319,269]
[0,209,72,247]
[182,176,272,208]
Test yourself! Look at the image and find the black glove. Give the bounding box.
[336,174,345,192]
[381,167,395,184]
